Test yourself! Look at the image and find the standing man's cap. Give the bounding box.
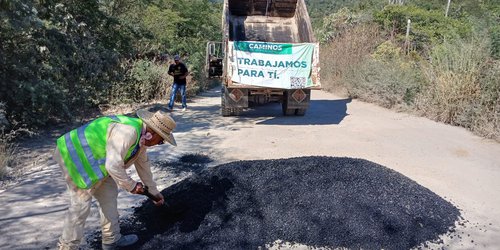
[174,55,180,61]
[137,109,177,146]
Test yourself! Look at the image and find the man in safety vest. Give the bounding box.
[53,109,176,250]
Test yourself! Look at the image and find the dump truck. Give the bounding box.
[206,0,320,116]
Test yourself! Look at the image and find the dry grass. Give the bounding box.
[342,57,423,109]
[415,37,499,140]
[320,24,384,95]
[416,37,488,123]
[470,60,500,139]
[0,133,16,180]
[322,27,422,109]
[320,25,499,141]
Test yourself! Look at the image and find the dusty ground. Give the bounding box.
[0,88,499,249]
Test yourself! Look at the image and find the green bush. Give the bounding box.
[1,0,125,126]
[109,59,170,104]
[307,0,386,30]
[374,5,472,49]
[317,7,369,43]
[372,40,403,62]
[490,24,500,59]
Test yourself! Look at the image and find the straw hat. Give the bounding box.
[137,109,177,146]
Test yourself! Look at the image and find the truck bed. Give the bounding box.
[225,0,315,43]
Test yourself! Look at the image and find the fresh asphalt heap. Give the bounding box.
[95,156,461,249]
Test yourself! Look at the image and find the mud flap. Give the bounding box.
[223,87,248,108]
[285,89,310,109]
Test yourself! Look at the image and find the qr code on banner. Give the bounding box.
[290,76,306,88]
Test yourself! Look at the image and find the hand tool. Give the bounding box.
[143,185,162,202]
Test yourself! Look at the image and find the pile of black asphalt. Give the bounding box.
[117,156,460,250]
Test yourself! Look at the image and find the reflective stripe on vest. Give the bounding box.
[57,115,142,189]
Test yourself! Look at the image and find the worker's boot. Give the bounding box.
[102,234,138,250]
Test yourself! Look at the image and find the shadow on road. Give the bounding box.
[233,98,351,125]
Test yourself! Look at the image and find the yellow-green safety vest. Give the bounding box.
[56,115,143,189]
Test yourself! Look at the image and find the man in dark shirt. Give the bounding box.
[167,55,189,111]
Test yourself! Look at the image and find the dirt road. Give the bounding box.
[1,88,499,249]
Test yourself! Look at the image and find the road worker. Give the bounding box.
[167,55,189,111]
[53,109,176,250]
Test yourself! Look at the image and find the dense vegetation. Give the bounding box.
[313,0,499,141]
[1,0,222,180]
[1,0,221,129]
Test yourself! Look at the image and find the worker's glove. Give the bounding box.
[131,182,145,194]
[152,193,165,207]
[132,183,165,206]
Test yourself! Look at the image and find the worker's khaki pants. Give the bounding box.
[54,150,122,250]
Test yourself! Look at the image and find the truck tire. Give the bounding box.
[295,108,307,116]
[281,99,295,116]
[221,88,230,116]
[221,100,232,116]
[221,91,242,116]
[283,108,295,116]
